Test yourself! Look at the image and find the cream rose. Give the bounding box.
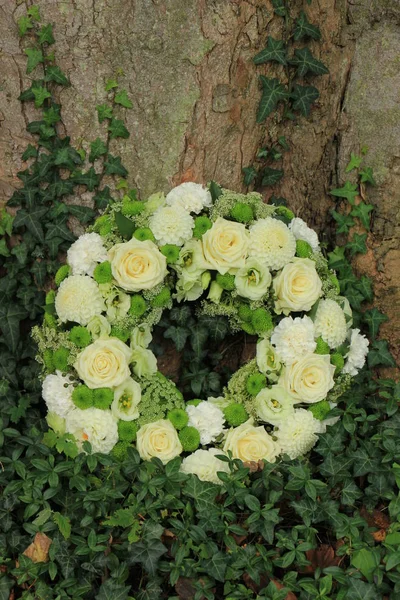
[235,258,272,301]
[136,419,182,464]
[280,354,335,404]
[202,217,249,274]
[74,338,132,389]
[108,238,167,292]
[273,258,322,315]
[223,419,280,464]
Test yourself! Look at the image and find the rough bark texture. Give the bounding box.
[0,0,399,360]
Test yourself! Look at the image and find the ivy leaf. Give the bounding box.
[363,308,388,339]
[289,48,329,77]
[350,202,374,229]
[242,166,257,186]
[48,178,75,198]
[104,154,128,177]
[0,577,13,600]
[25,48,44,74]
[291,84,319,116]
[108,118,130,139]
[114,211,135,239]
[346,233,367,256]
[256,77,288,123]
[68,205,96,224]
[32,85,51,108]
[368,340,396,368]
[31,261,48,288]
[327,246,348,271]
[0,239,10,257]
[345,152,362,172]
[53,512,71,540]
[94,186,113,209]
[18,16,33,36]
[89,138,108,162]
[43,105,61,126]
[261,167,284,187]
[330,210,355,234]
[129,539,167,576]
[105,78,118,92]
[293,11,321,41]
[359,167,376,185]
[114,89,133,108]
[38,24,55,45]
[203,552,228,583]
[72,167,101,191]
[45,65,70,86]
[13,207,48,242]
[355,275,374,302]
[96,104,113,123]
[330,181,359,204]
[27,5,41,21]
[96,581,130,600]
[21,144,38,161]
[164,326,189,352]
[0,304,28,353]
[45,220,75,243]
[253,36,287,66]
[272,0,286,16]
[209,181,222,201]
[345,578,379,600]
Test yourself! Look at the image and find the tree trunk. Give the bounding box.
[1,0,399,362]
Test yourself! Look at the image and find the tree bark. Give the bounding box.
[0,0,399,362]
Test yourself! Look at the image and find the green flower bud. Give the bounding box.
[111,440,130,461]
[230,202,253,223]
[186,399,201,407]
[72,385,94,409]
[308,400,331,421]
[129,295,147,317]
[251,308,273,334]
[93,261,113,284]
[69,326,92,348]
[44,313,57,329]
[216,273,236,291]
[193,216,212,238]
[46,290,56,305]
[331,352,344,374]
[246,373,266,396]
[43,349,55,372]
[168,408,189,430]
[151,287,171,308]
[238,304,252,323]
[121,200,145,216]
[53,347,70,371]
[160,244,180,264]
[223,403,248,427]
[118,420,138,442]
[179,426,200,452]
[93,388,114,410]
[110,325,131,343]
[133,228,155,242]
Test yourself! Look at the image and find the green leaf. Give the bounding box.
[341,480,362,505]
[203,551,228,582]
[108,118,130,139]
[346,232,367,256]
[327,245,348,270]
[331,209,355,234]
[31,261,48,288]
[96,104,113,123]
[21,144,38,161]
[363,308,388,339]
[350,202,374,229]
[45,220,75,242]
[272,0,286,16]
[89,138,108,162]
[115,89,133,108]
[105,78,118,92]
[0,239,10,257]
[25,48,44,74]
[290,48,329,77]
[96,581,130,600]
[209,181,222,201]
[0,304,28,353]
[38,24,55,45]
[45,65,70,86]
[256,77,288,123]
[43,105,61,125]
[355,275,374,302]
[386,551,400,571]
[344,578,379,600]
[368,340,396,368]
[253,36,287,65]
[68,204,96,224]
[164,326,189,352]
[293,11,321,41]
[0,577,13,600]
[345,152,363,172]
[359,166,376,185]
[72,167,101,191]
[184,475,219,513]
[115,211,135,239]
[261,167,284,187]
[104,154,128,177]
[18,16,33,36]
[351,548,380,581]
[94,186,113,209]
[330,181,359,204]
[291,84,319,116]
[130,539,167,576]
[27,5,41,21]
[32,85,51,108]
[242,166,257,186]
[13,206,48,241]
[244,494,261,512]
[53,512,71,540]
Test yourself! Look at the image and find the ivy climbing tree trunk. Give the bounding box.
[0,0,399,363]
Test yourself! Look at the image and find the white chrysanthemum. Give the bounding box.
[342,328,369,376]
[248,218,296,270]
[271,316,316,365]
[180,448,230,484]
[65,407,118,454]
[186,401,225,445]
[166,182,212,214]
[289,217,320,252]
[314,299,347,349]
[275,408,321,459]
[149,205,194,246]
[42,371,75,418]
[67,233,108,276]
[55,275,105,325]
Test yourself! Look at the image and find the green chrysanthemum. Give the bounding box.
[121,200,145,216]
[331,352,345,373]
[251,308,273,334]
[129,295,147,317]
[223,403,248,427]
[238,304,252,323]
[69,326,92,348]
[186,399,202,407]
[99,221,112,236]
[246,373,266,396]
[160,244,180,264]
[308,400,331,421]
[93,388,114,410]
[55,265,71,286]
[193,216,212,239]
[179,426,200,452]
[110,325,131,343]
[118,420,138,442]
[72,385,94,410]
[241,322,256,336]
[53,347,70,371]
[230,202,253,224]
[167,408,189,430]
[151,287,171,308]
[93,261,113,284]
[315,337,330,355]
[93,214,111,232]
[275,206,294,221]
[216,273,236,291]
[133,228,155,242]
[111,440,130,461]
[296,239,313,258]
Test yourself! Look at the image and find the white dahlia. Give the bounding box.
[42,371,75,418]
[275,408,321,460]
[186,401,225,445]
[55,275,105,325]
[180,448,230,484]
[342,328,369,376]
[289,217,320,252]
[149,205,194,246]
[166,182,212,214]
[65,407,118,454]
[67,232,108,276]
[314,299,347,349]
[271,316,316,365]
[248,218,296,270]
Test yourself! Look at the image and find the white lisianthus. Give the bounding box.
[65,407,118,454]
[223,419,280,464]
[67,232,108,276]
[256,338,282,382]
[166,182,212,214]
[100,284,131,322]
[55,275,105,325]
[273,258,322,315]
[136,419,182,464]
[74,338,132,389]
[342,328,369,376]
[109,238,167,292]
[131,324,153,349]
[255,385,295,425]
[175,269,205,302]
[275,408,321,459]
[186,401,225,445]
[314,299,347,349]
[180,449,230,484]
[178,239,212,272]
[271,316,316,365]
[87,315,111,340]
[280,353,335,404]
[235,258,272,301]
[289,217,320,252]
[111,378,142,421]
[149,205,194,246]
[131,347,157,378]
[248,218,296,270]
[202,217,249,274]
[42,371,75,418]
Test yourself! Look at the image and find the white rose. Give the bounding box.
[111,378,142,421]
[202,217,249,274]
[235,258,272,301]
[180,449,230,484]
[223,419,280,464]
[256,338,282,382]
[136,419,182,464]
[108,238,167,292]
[273,258,322,315]
[280,354,335,404]
[255,386,295,425]
[74,338,132,389]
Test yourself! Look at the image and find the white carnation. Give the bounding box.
[271,316,316,365]
[314,299,347,349]
[180,448,230,484]
[55,275,105,325]
[342,328,369,376]
[42,371,75,418]
[275,408,321,459]
[289,217,320,252]
[248,218,296,270]
[166,182,212,214]
[149,205,194,246]
[186,401,225,445]
[67,233,108,276]
[65,407,118,454]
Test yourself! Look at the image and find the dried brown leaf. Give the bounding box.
[23,532,52,563]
